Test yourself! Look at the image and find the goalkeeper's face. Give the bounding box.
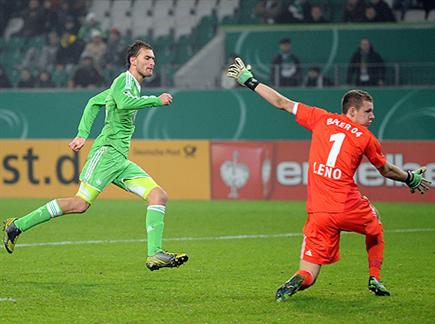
[134,48,156,78]
[352,100,375,127]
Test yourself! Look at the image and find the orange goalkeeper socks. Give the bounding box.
[296,270,314,289]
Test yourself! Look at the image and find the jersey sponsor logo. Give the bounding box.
[326,118,363,138]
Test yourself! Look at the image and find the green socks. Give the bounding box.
[14,200,63,232]
[146,205,166,256]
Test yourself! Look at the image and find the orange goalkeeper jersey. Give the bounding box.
[295,103,386,213]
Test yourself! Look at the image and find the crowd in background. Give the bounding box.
[0,0,433,90]
[0,0,129,89]
[255,0,434,24]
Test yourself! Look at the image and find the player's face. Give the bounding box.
[133,48,156,78]
[352,100,375,127]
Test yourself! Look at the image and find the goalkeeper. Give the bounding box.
[3,41,188,271]
[227,58,431,301]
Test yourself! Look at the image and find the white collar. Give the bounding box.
[126,70,141,93]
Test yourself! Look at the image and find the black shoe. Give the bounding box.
[368,276,390,296]
[3,218,21,254]
[145,251,189,271]
[276,274,305,302]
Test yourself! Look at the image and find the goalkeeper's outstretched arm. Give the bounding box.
[377,162,431,194]
[227,57,297,115]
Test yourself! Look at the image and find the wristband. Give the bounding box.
[244,77,259,91]
[405,170,413,185]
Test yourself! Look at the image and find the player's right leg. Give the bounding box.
[3,196,90,254]
[276,260,321,302]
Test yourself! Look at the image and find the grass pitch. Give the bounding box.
[0,199,434,323]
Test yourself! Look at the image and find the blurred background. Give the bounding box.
[0,0,434,89]
[0,0,434,202]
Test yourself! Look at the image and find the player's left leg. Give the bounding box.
[340,200,390,296]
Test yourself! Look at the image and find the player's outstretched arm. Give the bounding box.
[227,57,297,114]
[377,161,431,194]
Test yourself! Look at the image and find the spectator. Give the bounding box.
[104,27,125,70]
[39,31,60,71]
[363,6,382,22]
[70,55,103,88]
[42,0,60,33]
[56,30,83,70]
[81,30,107,72]
[22,31,59,71]
[304,66,333,87]
[393,0,411,20]
[255,0,284,24]
[420,0,435,19]
[347,37,385,87]
[78,12,104,42]
[36,70,55,88]
[52,64,69,87]
[305,5,328,23]
[0,64,12,88]
[343,0,366,23]
[19,0,45,37]
[271,38,302,87]
[369,0,396,22]
[277,0,312,23]
[17,68,36,88]
[56,1,77,33]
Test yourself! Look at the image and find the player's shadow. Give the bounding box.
[277,294,390,314]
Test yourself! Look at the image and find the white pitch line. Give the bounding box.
[0,298,16,302]
[14,228,435,249]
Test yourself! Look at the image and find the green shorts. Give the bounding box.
[77,145,158,203]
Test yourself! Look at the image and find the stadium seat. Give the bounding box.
[174,0,196,39]
[427,10,435,21]
[404,9,426,22]
[152,0,175,39]
[89,0,111,31]
[131,0,153,38]
[217,0,239,22]
[111,0,133,35]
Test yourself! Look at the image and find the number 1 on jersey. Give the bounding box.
[326,133,345,167]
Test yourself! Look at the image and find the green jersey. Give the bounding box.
[76,71,163,157]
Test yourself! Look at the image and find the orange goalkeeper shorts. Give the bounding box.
[300,197,383,265]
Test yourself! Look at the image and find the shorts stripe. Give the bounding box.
[147,205,166,214]
[84,146,107,182]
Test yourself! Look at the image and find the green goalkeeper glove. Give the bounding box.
[227,57,259,91]
[405,167,431,194]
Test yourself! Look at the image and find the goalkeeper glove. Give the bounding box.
[227,57,259,91]
[405,167,431,194]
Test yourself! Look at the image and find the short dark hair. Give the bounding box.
[126,40,153,68]
[279,38,291,44]
[341,89,373,114]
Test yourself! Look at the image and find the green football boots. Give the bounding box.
[3,218,22,254]
[275,274,305,302]
[146,251,189,271]
[368,276,391,296]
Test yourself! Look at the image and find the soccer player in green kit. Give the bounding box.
[3,40,188,271]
